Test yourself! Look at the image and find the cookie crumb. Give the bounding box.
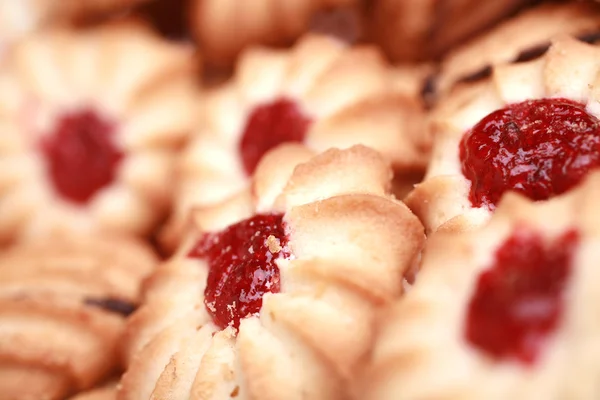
[266,235,282,253]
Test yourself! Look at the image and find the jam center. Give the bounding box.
[465,228,578,364]
[188,213,291,330]
[239,98,312,176]
[459,98,600,209]
[41,109,123,205]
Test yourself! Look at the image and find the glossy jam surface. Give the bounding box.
[188,214,290,330]
[465,228,579,364]
[460,99,600,209]
[41,110,123,205]
[239,98,312,175]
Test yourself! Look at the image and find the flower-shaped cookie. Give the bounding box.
[161,34,429,250]
[369,0,531,62]
[436,1,600,98]
[0,22,199,244]
[0,0,148,53]
[0,235,157,400]
[361,171,600,400]
[406,37,600,233]
[119,145,425,400]
[190,0,365,65]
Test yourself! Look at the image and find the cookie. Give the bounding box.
[369,0,531,62]
[68,382,118,400]
[0,0,148,52]
[0,235,157,400]
[406,36,600,233]
[190,0,367,66]
[436,1,600,98]
[361,170,600,400]
[0,21,199,245]
[160,34,430,251]
[119,145,424,400]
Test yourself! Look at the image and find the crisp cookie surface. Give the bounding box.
[361,171,600,400]
[0,21,199,245]
[161,34,429,251]
[406,37,600,234]
[0,235,157,400]
[119,145,425,400]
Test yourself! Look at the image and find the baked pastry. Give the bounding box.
[0,22,199,245]
[360,170,600,400]
[69,382,118,400]
[369,0,532,62]
[0,235,157,400]
[406,36,600,234]
[190,0,366,65]
[161,34,430,250]
[0,0,149,53]
[119,145,425,400]
[436,1,600,98]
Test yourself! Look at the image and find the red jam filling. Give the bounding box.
[188,213,291,330]
[465,228,579,364]
[41,109,123,205]
[459,98,600,210]
[239,98,312,176]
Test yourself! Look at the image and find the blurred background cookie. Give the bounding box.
[0,21,199,245]
[369,0,534,62]
[435,1,600,99]
[189,0,368,67]
[0,235,157,400]
[0,0,149,54]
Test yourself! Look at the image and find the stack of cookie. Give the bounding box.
[2,0,600,399]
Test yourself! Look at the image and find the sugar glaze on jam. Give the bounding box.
[465,228,579,364]
[460,99,600,209]
[239,98,312,176]
[188,214,291,330]
[41,109,123,205]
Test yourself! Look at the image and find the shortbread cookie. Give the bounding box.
[0,235,157,400]
[161,34,429,250]
[361,171,600,400]
[406,37,600,233]
[69,382,118,400]
[0,0,148,53]
[119,145,425,400]
[0,22,199,245]
[436,1,600,97]
[190,0,365,65]
[370,0,531,62]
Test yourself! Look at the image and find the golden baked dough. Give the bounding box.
[119,145,424,400]
[190,0,365,65]
[436,1,600,98]
[0,0,148,52]
[68,381,118,400]
[406,37,600,233]
[0,235,157,400]
[369,0,532,62]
